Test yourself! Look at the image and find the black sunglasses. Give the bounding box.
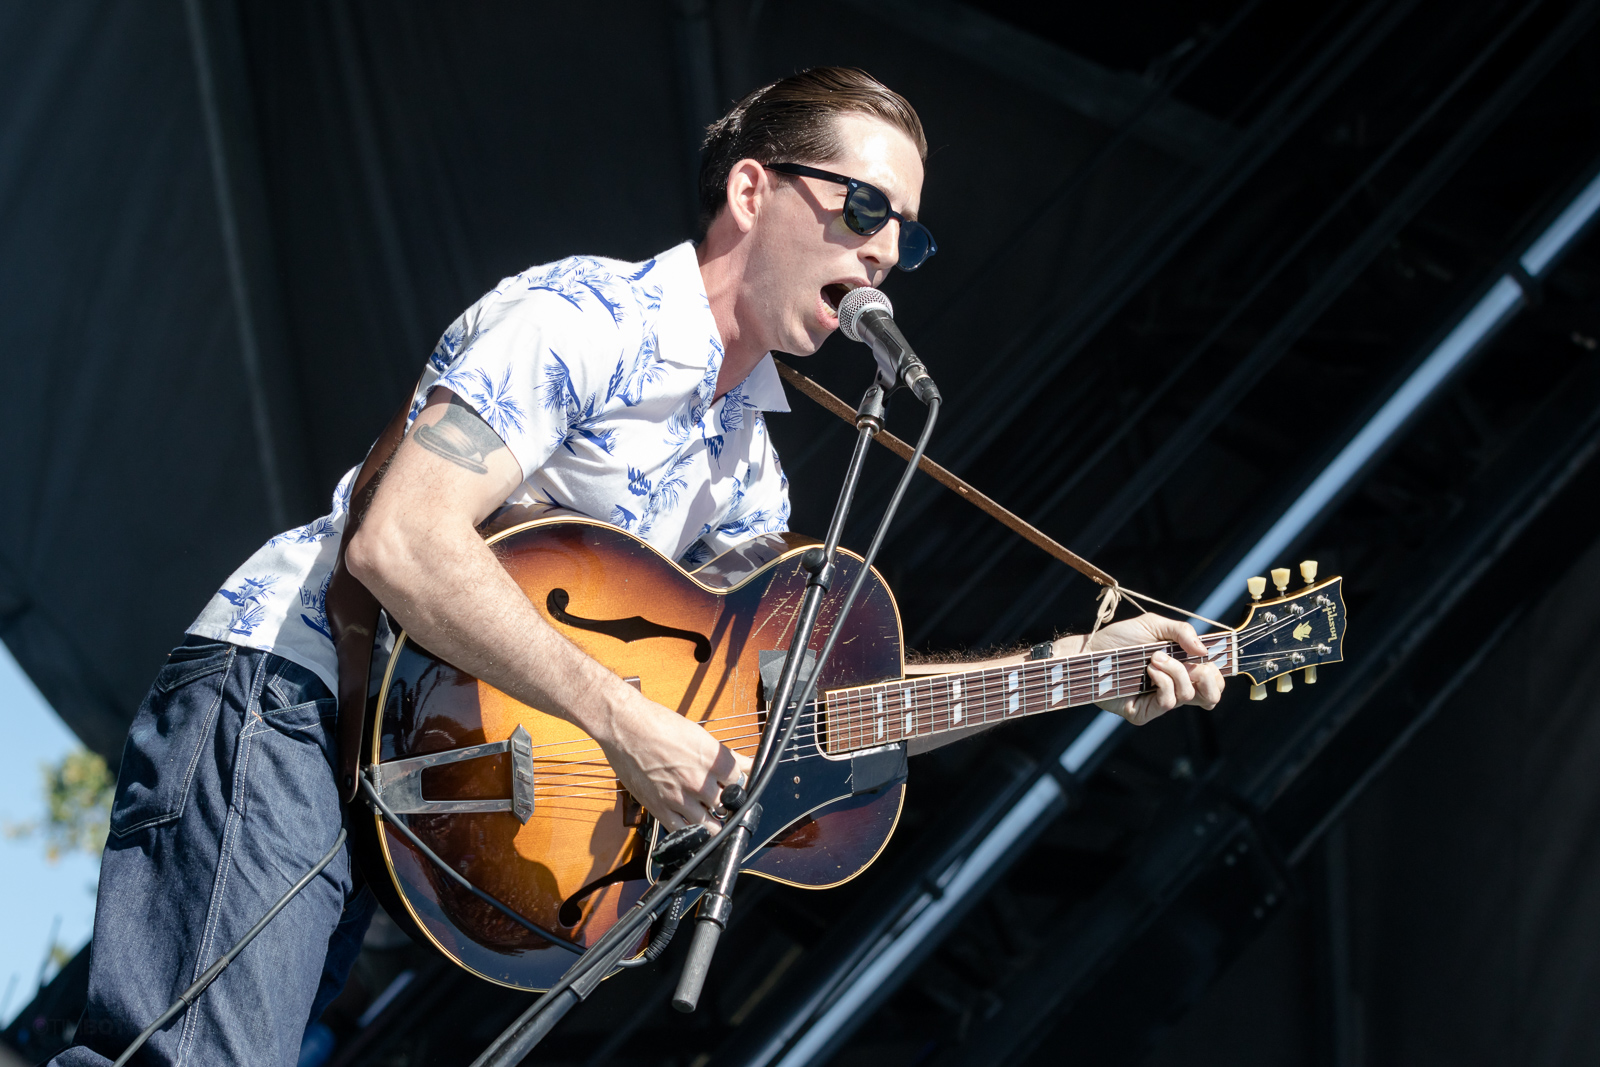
[765,162,937,271]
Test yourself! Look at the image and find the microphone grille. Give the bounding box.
[837,286,894,343]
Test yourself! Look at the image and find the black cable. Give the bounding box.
[110,828,349,1067]
[471,394,942,1067]
[615,887,689,968]
[359,772,584,953]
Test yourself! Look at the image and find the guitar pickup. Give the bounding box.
[373,723,536,823]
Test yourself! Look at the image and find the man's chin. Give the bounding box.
[781,329,830,358]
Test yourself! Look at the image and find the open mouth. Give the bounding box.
[821,283,854,317]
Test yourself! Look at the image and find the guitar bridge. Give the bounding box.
[373,723,536,823]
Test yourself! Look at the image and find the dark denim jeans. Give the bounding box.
[51,638,375,1067]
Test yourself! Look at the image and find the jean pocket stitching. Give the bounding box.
[110,652,234,837]
[249,699,337,749]
[152,654,230,695]
[259,695,337,719]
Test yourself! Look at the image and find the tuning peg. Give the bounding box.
[1250,683,1267,701]
[1271,568,1291,594]
[1300,560,1318,585]
[1247,576,1267,601]
[1277,674,1294,693]
[1303,665,1318,684]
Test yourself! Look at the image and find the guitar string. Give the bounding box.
[504,659,1181,777]
[481,636,1312,787]
[395,611,1326,799]
[518,648,1314,799]
[454,637,1236,765]
[813,633,1321,750]
[385,590,1328,789]
[440,606,1315,765]
[533,622,1301,765]
[518,646,1306,791]
[819,623,1320,748]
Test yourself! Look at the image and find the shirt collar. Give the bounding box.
[652,241,790,414]
[651,242,717,372]
[738,354,790,413]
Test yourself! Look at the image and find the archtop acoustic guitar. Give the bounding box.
[349,514,1346,990]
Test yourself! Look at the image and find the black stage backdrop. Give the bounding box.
[1146,531,1600,1066]
[6,2,1600,1065]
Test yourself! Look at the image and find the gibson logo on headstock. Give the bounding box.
[1322,600,1338,639]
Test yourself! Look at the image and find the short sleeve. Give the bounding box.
[423,269,627,481]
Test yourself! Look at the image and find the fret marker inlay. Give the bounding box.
[1050,663,1064,706]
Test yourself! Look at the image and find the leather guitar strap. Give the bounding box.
[327,389,415,805]
[772,359,1117,587]
[771,359,1233,633]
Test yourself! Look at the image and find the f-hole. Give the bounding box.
[546,588,712,662]
[557,842,648,927]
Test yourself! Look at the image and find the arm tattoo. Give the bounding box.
[413,395,508,474]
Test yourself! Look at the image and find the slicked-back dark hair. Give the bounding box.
[697,67,927,238]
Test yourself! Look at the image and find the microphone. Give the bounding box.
[837,287,941,404]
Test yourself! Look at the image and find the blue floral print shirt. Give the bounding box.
[188,242,791,691]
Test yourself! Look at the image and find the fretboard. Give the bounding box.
[820,633,1238,755]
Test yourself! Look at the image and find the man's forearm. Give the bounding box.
[349,516,636,746]
[344,390,747,832]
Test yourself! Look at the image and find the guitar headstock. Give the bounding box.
[1232,561,1347,699]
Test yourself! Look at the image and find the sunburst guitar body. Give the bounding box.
[350,516,907,992]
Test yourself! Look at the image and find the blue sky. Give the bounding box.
[0,641,99,1024]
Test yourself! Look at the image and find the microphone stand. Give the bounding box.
[668,378,891,1012]
[471,375,902,1067]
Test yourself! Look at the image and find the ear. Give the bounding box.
[724,158,768,234]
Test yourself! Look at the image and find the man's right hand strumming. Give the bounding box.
[594,685,751,832]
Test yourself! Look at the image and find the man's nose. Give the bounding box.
[862,220,900,278]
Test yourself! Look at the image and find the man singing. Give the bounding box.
[57,67,1223,1066]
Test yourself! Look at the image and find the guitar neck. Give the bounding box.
[820,632,1239,755]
